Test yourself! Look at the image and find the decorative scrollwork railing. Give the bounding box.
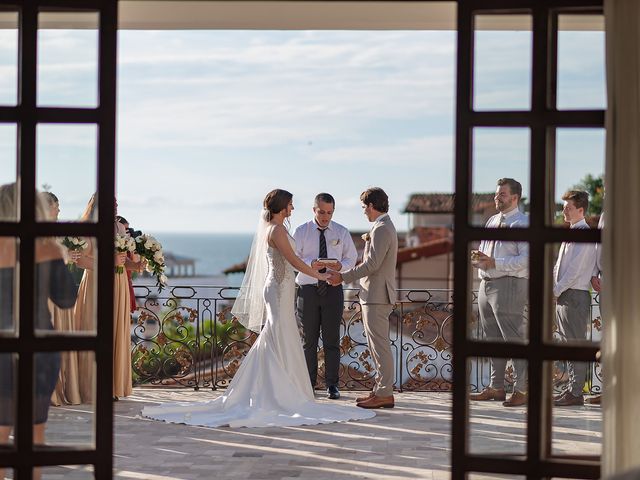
[131,285,601,393]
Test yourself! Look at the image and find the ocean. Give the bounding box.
[152,232,254,286]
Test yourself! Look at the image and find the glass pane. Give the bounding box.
[469,239,530,345]
[39,465,94,479]
[0,11,18,106]
[37,12,99,107]
[0,353,17,447]
[36,124,97,222]
[557,15,606,110]
[40,351,95,448]
[549,361,602,457]
[35,236,96,336]
[0,125,18,216]
[553,128,605,227]
[469,356,528,456]
[471,128,530,227]
[547,242,599,348]
[0,237,18,337]
[474,15,533,111]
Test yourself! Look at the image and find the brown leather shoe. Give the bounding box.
[585,394,601,405]
[503,390,527,407]
[553,391,568,402]
[356,391,375,403]
[554,392,584,406]
[357,394,395,409]
[469,387,506,401]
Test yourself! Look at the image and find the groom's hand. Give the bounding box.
[327,270,343,286]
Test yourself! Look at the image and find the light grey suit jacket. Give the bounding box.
[342,215,397,305]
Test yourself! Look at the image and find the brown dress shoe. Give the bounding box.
[469,387,506,401]
[553,391,568,402]
[554,392,584,406]
[503,390,527,407]
[357,394,395,409]
[356,391,375,403]
[585,394,601,405]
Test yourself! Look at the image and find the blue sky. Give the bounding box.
[0,28,605,232]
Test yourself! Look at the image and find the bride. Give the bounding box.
[142,189,375,427]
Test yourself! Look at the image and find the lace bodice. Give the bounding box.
[266,235,296,285]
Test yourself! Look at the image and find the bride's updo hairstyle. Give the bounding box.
[263,189,293,221]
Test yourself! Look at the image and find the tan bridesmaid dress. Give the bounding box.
[49,300,81,405]
[75,226,132,401]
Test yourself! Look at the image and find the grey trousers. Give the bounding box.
[556,288,591,396]
[478,277,528,392]
[361,304,395,396]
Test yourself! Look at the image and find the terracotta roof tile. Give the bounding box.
[403,193,495,214]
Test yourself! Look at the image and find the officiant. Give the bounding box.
[293,193,357,400]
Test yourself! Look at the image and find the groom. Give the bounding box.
[328,187,398,409]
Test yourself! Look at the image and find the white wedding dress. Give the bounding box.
[142,237,375,427]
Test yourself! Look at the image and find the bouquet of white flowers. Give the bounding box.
[61,236,88,271]
[134,233,168,293]
[114,233,136,274]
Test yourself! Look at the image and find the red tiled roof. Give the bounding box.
[397,238,453,264]
[403,193,495,214]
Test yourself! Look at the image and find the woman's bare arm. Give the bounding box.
[269,225,329,281]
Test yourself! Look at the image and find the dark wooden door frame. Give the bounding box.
[0,1,117,479]
[452,1,604,478]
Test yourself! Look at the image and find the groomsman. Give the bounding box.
[328,187,398,409]
[587,210,605,405]
[293,193,357,400]
[470,178,529,407]
[553,190,596,406]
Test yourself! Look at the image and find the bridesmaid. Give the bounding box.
[40,192,82,406]
[0,184,78,480]
[75,194,139,401]
[116,215,139,313]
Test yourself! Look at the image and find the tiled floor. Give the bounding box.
[28,389,602,479]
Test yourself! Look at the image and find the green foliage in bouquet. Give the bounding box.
[134,234,168,293]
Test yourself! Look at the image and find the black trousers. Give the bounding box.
[296,284,344,387]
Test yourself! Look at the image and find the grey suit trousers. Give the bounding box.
[478,276,528,392]
[556,288,591,396]
[361,304,395,396]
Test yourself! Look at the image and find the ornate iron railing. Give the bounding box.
[131,285,601,393]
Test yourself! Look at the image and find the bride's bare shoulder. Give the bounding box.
[267,223,286,246]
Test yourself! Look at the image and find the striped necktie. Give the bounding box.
[487,214,507,258]
[317,228,327,296]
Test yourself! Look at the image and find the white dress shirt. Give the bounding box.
[293,220,358,286]
[478,208,529,280]
[592,212,604,277]
[553,218,597,297]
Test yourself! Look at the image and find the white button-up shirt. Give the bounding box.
[553,218,597,297]
[293,220,358,286]
[478,208,529,280]
[592,212,604,277]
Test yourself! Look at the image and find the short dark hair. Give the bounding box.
[40,191,59,206]
[263,189,293,220]
[497,178,522,199]
[360,187,389,213]
[562,190,589,212]
[116,215,129,225]
[314,193,335,207]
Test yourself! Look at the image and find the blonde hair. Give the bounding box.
[0,182,51,222]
